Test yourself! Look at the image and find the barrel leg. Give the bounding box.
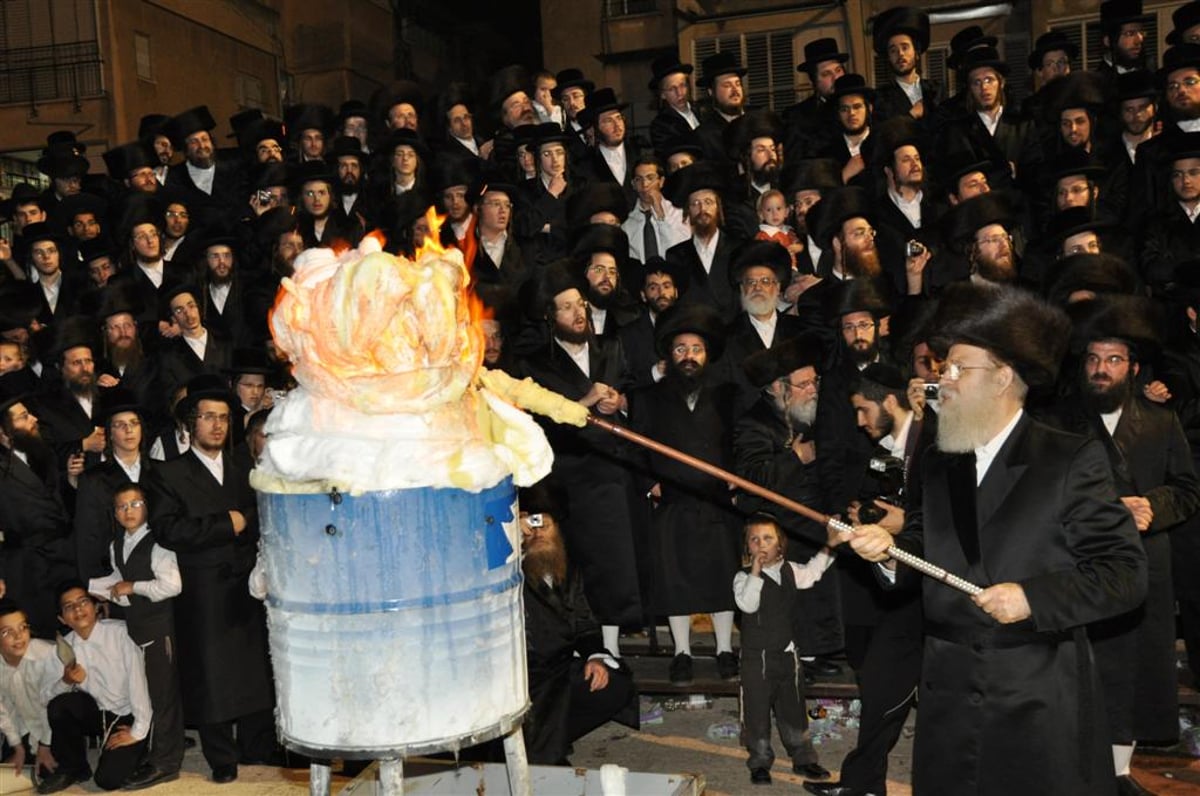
[308,761,332,796]
[502,727,532,796]
[378,757,404,796]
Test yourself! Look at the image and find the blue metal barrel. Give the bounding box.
[257,477,528,757]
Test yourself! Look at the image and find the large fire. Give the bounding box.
[269,207,484,415]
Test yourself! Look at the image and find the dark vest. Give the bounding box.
[112,530,175,644]
[739,563,797,651]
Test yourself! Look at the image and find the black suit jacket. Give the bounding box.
[891,413,1147,794]
[872,78,941,126]
[157,330,233,394]
[666,231,743,324]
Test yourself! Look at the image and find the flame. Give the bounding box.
[268,206,491,414]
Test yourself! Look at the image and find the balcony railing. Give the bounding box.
[0,41,103,105]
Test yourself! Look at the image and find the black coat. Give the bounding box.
[74,457,154,581]
[516,338,644,625]
[872,78,941,126]
[616,310,660,389]
[892,414,1147,795]
[720,311,808,418]
[147,449,273,724]
[157,330,233,394]
[164,158,246,222]
[1056,396,1200,742]
[666,231,743,324]
[514,178,578,268]
[628,376,742,614]
[649,107,698,158]
[1141,200,1200,296]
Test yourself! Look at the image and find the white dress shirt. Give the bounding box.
[734,553,835,651]
[555,339,590,378]
[182,329,208,362]
[481,231,508,266]
[192,447,224,485]
[137,260,165,288]
[621,200,689,262]
[186,163,215,195]
[88,524,182,608]
[209,282,231,314]
[693,230,719,274]
[63,620,152,740]
[974,408,1024,486]
[748,313,777,348]
[0,639,67,748]
[599,144,627,184]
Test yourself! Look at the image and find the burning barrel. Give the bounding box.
[256,477,528,757]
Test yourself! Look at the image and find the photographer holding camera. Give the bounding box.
[806,362,934,796]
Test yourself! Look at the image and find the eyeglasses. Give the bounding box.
[838,102,867,113]
[841,320,875,334]
[846,226,876,240]
[115,499,145,512]
[672,344,705,356]
[1084,353,1129,367]
[111,419,141,432]
[741,276,778,289]
[1056,183,1092,197]
[942,361,998,381]
[133,230,159,242]
[1167,76,1200,93]
[165,210,189,219]
[0,623,30,640]
[631,174,660,185]
[689,197,718,209]
[171,301,198,316]
[198,412,230,424]
[60,597,92,614]
[586,264,619,277]
[971,75,999,88]
[784,376,820,392]
[1172,167,1200,180]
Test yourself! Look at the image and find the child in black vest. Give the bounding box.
[87,482,184,789]
[734,513,842,786]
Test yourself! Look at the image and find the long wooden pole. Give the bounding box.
[586,415,983,596]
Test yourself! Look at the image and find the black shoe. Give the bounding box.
[716,651,739,681]
[803,782,862,796]
[808,657,842,676]
[668,653,693,686]
[750,767,772,785]
[123,765,180,791]
[1116,774,1156,796]
[793,762,831,780]
[211,764,238,784]
[37,767,90,794]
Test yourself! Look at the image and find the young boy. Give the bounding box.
[734,513,841,786]
[88,483,183,789]
[41,582,151,792]
[0,601,68,784]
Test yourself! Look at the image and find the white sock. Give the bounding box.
[711,611,735,654]
[1112,742,1135,776]
[602,625,621,658]
[668,615,691,656]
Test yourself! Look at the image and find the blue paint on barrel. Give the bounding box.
[258,477,529,754]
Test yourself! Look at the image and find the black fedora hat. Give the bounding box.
[20,221,66,249]
[654,303,726,361]
[490,65,531,113]
[237,117,286,154]
[1116,70,1158,101]
[372,80,424,122]
[381,128,431,163]
[572,223,630,277]
[175,373,236,422]
[252,161,292,192]
[530,121,572,153]
[948,26,999,70]
[941,192,1015,245]
[284,103,334,139]
[657,131,705,163]
[429,155,480,195]
[699,52,747,88]
[59,192,108,225]
[731,240,792,290]
[0,370,36,416]
[812,186,875,250]
[1028,30,1080,70]
[1,183,47,218]
[1039,71,1112,122]
[586,87,628,119]
[873,7,930,55]
[1100,0,1144,32]
[50,314,100,362]
[723,109,783,161]
[1042,206,1117,244]
[649,53,693,91]
[1161,43,1200,77]
[1166,131,1200,161]
[1040,147,1108,186]
[957,46,1010,77]
[664,161,728,208]
[566,183,629,230]
[36,143,89,180]
[95,282,144,321]
[829,73,876,103]
[799,38,850,76]
[639,255,691,294]
[46,131,86,155]
[469,164,519,205]
[743,332,824,388]
[555,68,595,97]
[1169,1,1200,45]
[326,135,368,166]
[289,160,337,197]
[137,114,171,143]
[827,278,890,321]
[165,106,216,148]
[872,116,922,160]
[78,236,115,266]
[96,386,143,422]
[228,109,264,141]
[102,142,157,179]
[334,99,370,128]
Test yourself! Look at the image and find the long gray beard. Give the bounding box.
[786,396,817,429]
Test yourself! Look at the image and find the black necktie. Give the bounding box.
[643,210,659,260]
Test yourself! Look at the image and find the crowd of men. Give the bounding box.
[3,0,1200,792]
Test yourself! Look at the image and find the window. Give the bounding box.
[693,30,796,110]
[134,32,152,81]
[1048,10,1160,72]
[0,0,103,104]
[604,0,656,17]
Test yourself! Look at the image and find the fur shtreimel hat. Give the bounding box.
[654,303,726,361]
[1068,294,1163,358]
[742,333,823,389]
[929,282,1071,388]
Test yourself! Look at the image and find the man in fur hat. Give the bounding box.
[1054,296,1200,796]
[850,281,1148,795]
[164,106,244,210]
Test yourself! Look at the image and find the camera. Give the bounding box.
[526,513,544,528]
[906,240,926,258]
[923,382,939,400]
[256,189,273,205]
[857,456,905,524]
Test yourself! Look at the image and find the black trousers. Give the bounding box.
[47,691,146,790]
[141,632,184,772]
[739,647,818,770]
[839,611,922,792]
[525,659,636,765]
[197,708,276,770]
